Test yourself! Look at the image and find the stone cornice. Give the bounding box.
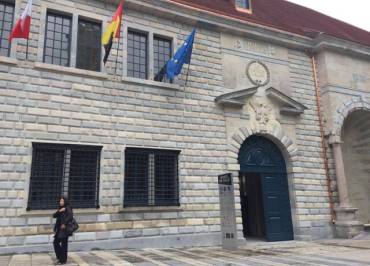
[124,0,313,50]
[215,87,307,116]
[312,34,370,60]
[215,87,258,107]
[265,88,308,115]
[120,0,370,59]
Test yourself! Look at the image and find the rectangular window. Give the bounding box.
[127,30,148,79]
[153,36,172,83]
[0,0,14,57]
[76,18,101,72]
[43,12,72,67]
[235,0,250,9]
[27,143,101,210]
[124,148,179,207]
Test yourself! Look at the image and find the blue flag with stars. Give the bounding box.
[155,29,196,81]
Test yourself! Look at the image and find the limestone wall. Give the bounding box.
[316,50,370,134]
[220,32,333,240]
[0,0,227,252]
[0,0,338,253]
[288,51,332,238]
[316,48,370,228]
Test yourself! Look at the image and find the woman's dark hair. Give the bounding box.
[58,195,70,207]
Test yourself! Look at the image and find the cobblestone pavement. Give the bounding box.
[1,241,370,266]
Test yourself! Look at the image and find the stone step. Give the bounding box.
[364,224,370,232]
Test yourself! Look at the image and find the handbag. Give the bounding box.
[66,217,79,236]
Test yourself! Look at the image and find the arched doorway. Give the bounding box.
[342,110,370,224]
[238,135,294,242]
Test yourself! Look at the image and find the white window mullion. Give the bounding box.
[70,13,78,68]
[121,25,128,77]
[148,31,154,80]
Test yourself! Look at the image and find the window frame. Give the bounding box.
[127,28,149,80]
[235,0,252,13]
[76,17,102,72]
[37,2,106,71]
[43,10,73,67]
[153,34,173,83]
[37,3,180,80]
[123,147,181,208]
[27,143,102,211]
[122,23,177,83]
[0,0,15,57]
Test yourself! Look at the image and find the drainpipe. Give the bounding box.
[306,50,336,224]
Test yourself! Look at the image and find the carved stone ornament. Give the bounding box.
[246,60,270,86]
[215,87,307,116]
[249,100,272,125]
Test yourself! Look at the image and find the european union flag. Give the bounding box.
[155,29,196,82]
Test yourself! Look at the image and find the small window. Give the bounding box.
[27,143,101,210]
[0,0,15,57]
[76,18,102,72]
[235,0,250,10]
[43,12,72,67]
[127,30,148,79]
[124,148,180,207]
[154,36,172,83]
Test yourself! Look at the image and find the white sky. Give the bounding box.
[286,0,370,31]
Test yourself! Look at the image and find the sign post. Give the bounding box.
[218,173,238,250]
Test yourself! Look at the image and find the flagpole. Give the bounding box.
[115,0,124,77]
[114,37,121,76]
[184,62,191,88]
[26,39,29,61]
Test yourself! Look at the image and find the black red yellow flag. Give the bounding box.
[102,1,123,65]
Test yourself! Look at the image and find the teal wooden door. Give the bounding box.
[238,135,294,242]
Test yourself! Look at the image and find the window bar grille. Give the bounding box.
[148,153,155,206]
[27,146,65,210]
[124,148,180,207]
[27,143,101,210]
[68,149,100,208]
[62,148,71,196]
[174,155,179,204]
[95,151,101,208]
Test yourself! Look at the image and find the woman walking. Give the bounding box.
[53,196,73,265]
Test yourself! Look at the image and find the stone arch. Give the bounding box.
[334,96,370,137]
[227,125,299,174]
[227,124,300,239]
[338,99,370,224]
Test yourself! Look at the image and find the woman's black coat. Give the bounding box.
[53,206,73,239]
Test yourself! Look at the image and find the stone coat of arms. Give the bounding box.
[249,100,272,125]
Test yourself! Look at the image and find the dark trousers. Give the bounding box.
[53,234,69,263]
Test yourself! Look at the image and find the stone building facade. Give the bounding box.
[0,0,369,254]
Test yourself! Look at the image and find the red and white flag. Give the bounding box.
[9,0,32,42]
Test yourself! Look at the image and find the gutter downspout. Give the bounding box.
[306,50,336,224]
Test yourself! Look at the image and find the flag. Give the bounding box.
[9,0,32,42]
[102,1,123,65]
[154,29,196,82]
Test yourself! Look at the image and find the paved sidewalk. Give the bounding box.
[1,241,370,265]
[318,232,370,250]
